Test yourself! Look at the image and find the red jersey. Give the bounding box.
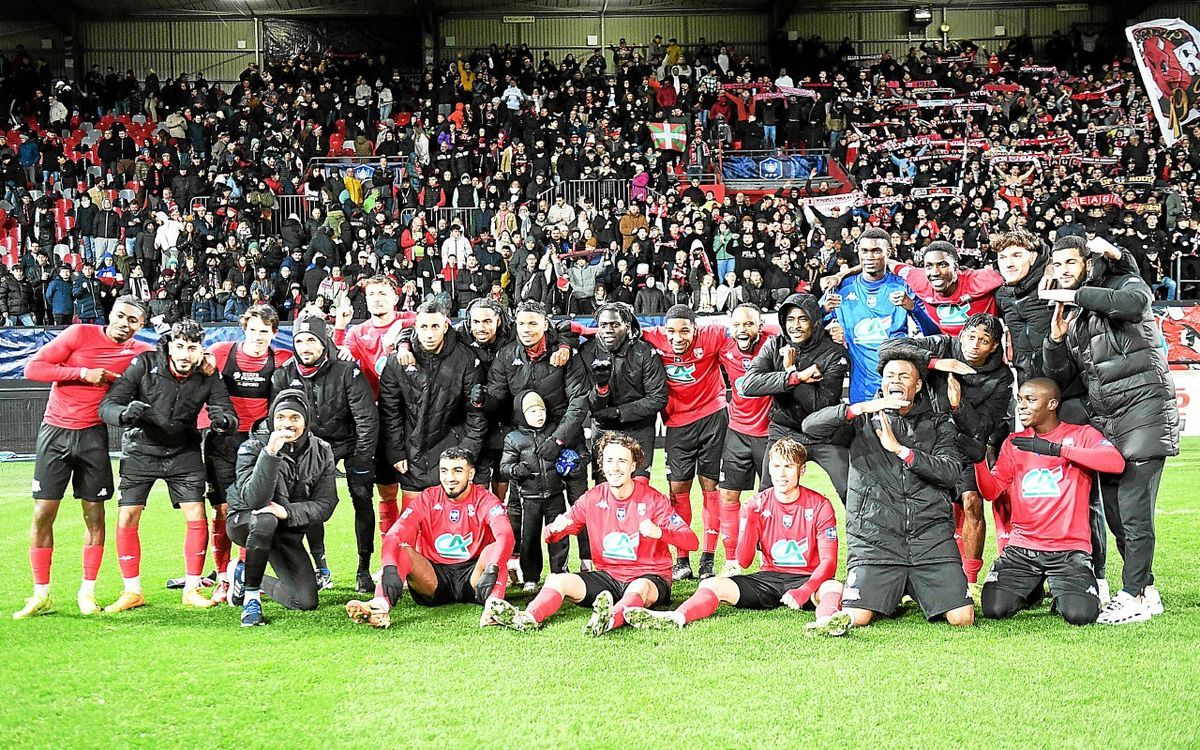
[893,263,1003,335]
[25,325,153,429]
[549,478,698,582]
[975,422,1125,553]
[738,486,838,578]
[387,483,512,566]
[719,329,777,437]
[333,313,414,397]
[197,342,293,431]
[641,324,729,428]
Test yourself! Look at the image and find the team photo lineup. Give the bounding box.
[3,17,1195,663]
[14,223,1178,634]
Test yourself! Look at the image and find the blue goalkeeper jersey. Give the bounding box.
[828,272,938,403]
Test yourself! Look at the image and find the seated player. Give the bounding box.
[345,448,514,629]
[624,437,851,636]
[974,379,1125,626]
[225,389,340,627]
[483,432,699,636]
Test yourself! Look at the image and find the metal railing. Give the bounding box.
[400,206,484,233]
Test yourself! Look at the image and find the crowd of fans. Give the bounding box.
[0,26,1198,328]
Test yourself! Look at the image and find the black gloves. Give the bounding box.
[210,411,238,434]
[593,406,620,422]
[509,463,532,480]
[380,565,404,605]
[468,384,484,409]
[591,358,612,388]
[1011,436,1062,457]
[537,437,565,461]
[119,400,151,426]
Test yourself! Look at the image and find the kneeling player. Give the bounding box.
[974,379,1124,626]
[225,390,339,626]
[483,432,698,635]
[346,448,514,629]
[624,438,850,635]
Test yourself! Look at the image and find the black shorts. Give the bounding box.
[204,430,249,506]
[718,428,767,492]
[577,569,671,608]
[372,431,400,485]
[730,570,813,610]
[984,546,1098,604]
[410,559,478,607]
[843,562,972,620]
[32,423,113,501]
[117,455,207,508]
[665,410,728,483]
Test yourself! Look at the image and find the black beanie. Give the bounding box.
[271,388,311,423]
[293,314,333,354]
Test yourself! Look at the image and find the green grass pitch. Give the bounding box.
[1,442,1199,749]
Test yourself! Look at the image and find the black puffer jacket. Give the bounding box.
[378,329,487,465]
[879,335,1013,462]
[803,398,962,567]
[0,274,35,317]
[1043,253,1180,461]
[995,247,1053,385]
[271,352,379,467]
[100,349,236,461]
[486,327,590,447]
[500,392,575,499]
[738,292,849,439]
[577,316,668,433]
[227,422,339,529]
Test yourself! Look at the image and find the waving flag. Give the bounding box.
[1127,18,1200,146]
[648,121,687,151]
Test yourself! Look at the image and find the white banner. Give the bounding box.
[1126,18,1200,146]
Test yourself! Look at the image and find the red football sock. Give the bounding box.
[719,501,740,559]
[677,587,720,623]
[963,558,984,585]
[30,546,52,586]
[527,587,564,623]
[670,492,692,558]
[700,490,720,554]
[611,591,643,629]
[185,520,207,576]
[378,499,400,538]
[211,517,231,573]
[116,527,141,579]
[478,542,510,600]
[816,589,843,619]
[82,545,103,583]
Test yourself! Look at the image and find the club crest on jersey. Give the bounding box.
[449,508,461,523]
[665,363,697,382]
[616,507,626,521]
[602,531,639,561]
[782,514,794,529]
[434,532,473,560]
[1021,466,1064,499]
[770,539,809,567]
[865,294,878,308]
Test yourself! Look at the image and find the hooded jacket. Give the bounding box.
[994,246,1052,384]
[879,335,1013,462]
[227,408,339,528]
[486,326,589,448]
[577,313,668,433]
[500,390,571,499]
[100,348,236,462]
[1043,250,1180,460]
[378,327,488,466]
[271,316,379,466]
[803,396,962,567]
[738,292,849,439]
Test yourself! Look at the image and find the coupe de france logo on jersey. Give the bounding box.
[771,539,809,567]
[602,531,639,561]
[435,532,473,560]
[665,363,697,383]
[853,317,891,345]
[938,302,971,326]
[1021,467,1064,499]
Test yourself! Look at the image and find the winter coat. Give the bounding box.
[485,327,589,447]
[576,320,668,434]
[271,349,379,467]
[226,421,339,529]
[803,398,962,567]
